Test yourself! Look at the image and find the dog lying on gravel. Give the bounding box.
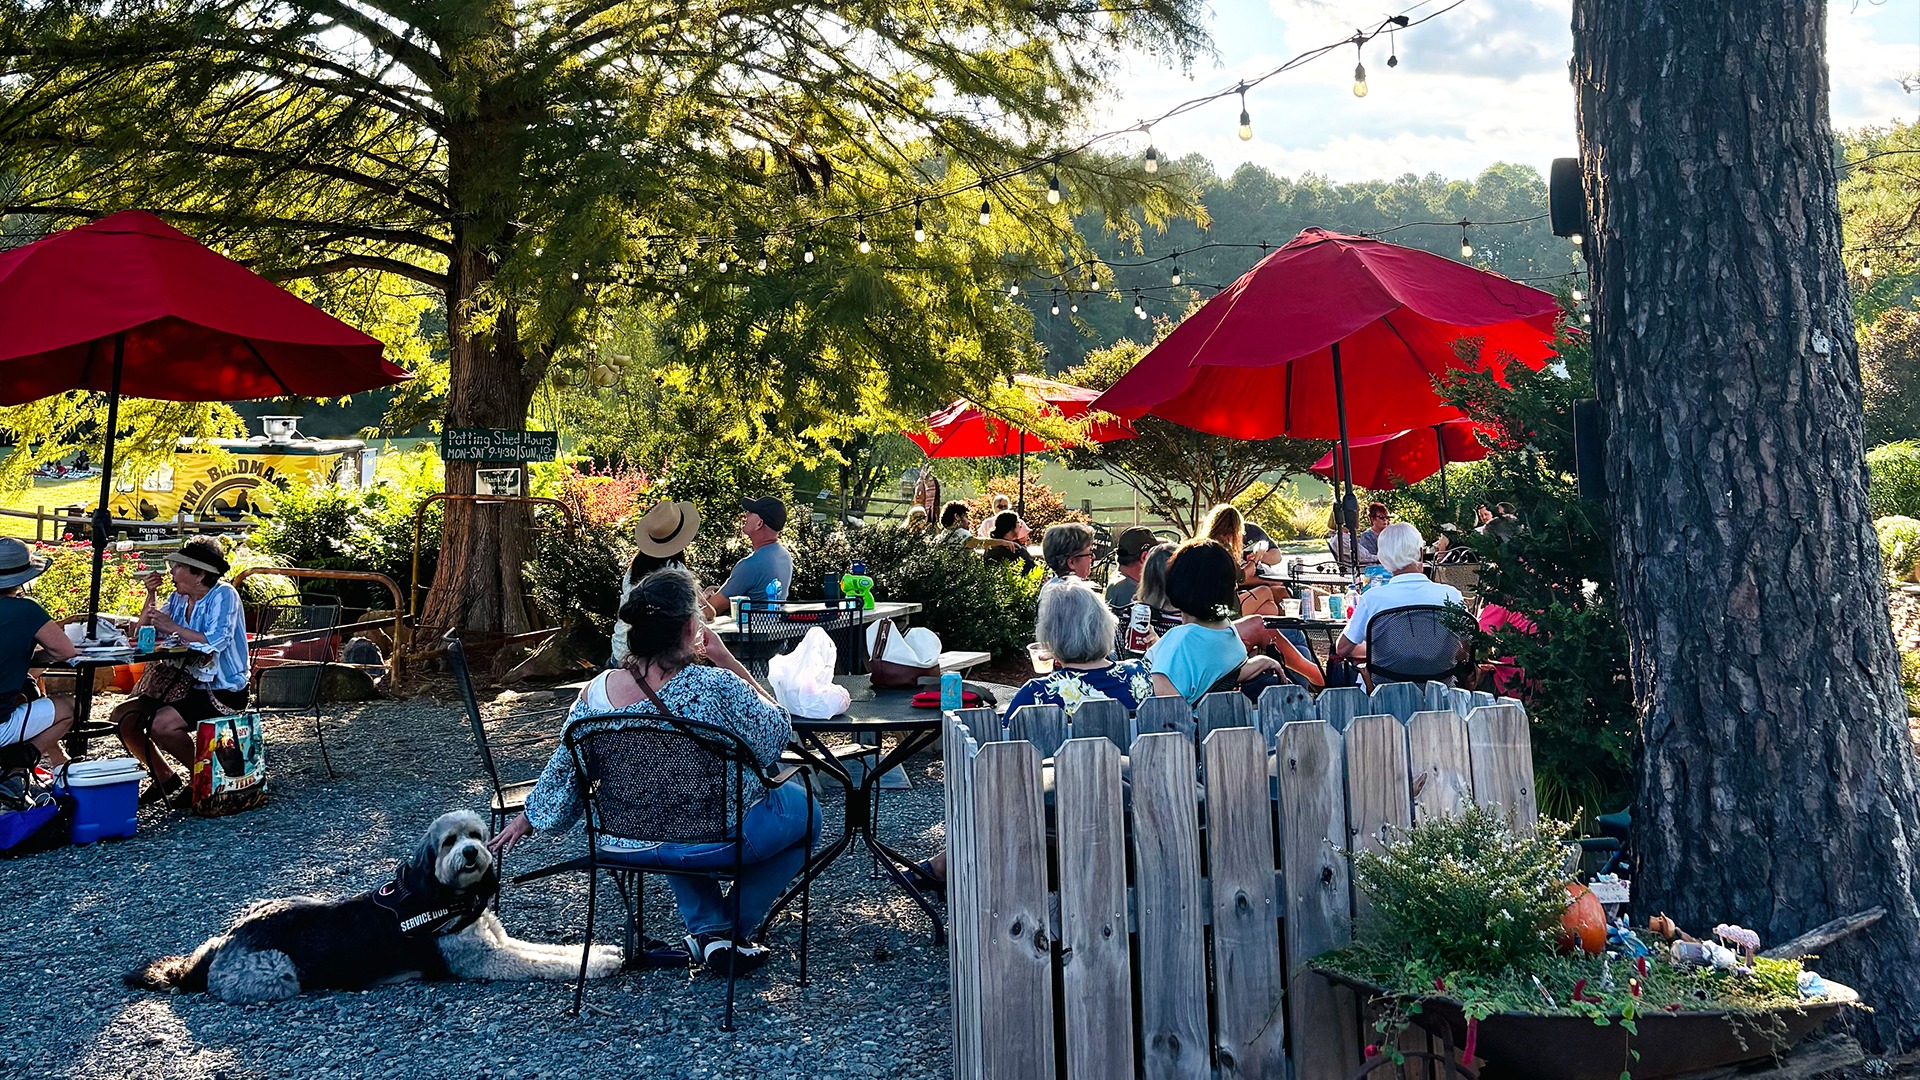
[126,810,622,1002]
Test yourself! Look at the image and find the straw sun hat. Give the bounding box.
[635,501,701,558]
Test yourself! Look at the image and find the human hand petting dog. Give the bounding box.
[488,813,532,854]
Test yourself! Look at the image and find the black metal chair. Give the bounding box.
[247,597,342,778]
[1362,604,1470,686]
[732,597,864,678]
[513,712,813,1027]
[444,631,560,837]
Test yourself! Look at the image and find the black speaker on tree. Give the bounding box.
[1550,158,1587,241]
[1573,399,1609,500]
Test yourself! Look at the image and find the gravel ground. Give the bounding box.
[0,687,952,1080]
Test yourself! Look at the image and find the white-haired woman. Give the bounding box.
[490,567,819,975]
[1006,579,1150,715]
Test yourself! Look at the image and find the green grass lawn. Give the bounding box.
[0,475,104,540]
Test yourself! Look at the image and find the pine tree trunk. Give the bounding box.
[418,123,538,634]
[1573,0,1920,1045]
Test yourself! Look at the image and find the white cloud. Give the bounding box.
[1085,0,1919,183]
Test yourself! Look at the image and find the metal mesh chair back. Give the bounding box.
[565,714,750,846]
[734,598,864,677]
[445,635,507,794]
[1364,604,1464,685]
[252,599,341,712]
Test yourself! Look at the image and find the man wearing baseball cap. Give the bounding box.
[704,496,793,615]
[1102,526,1157,610]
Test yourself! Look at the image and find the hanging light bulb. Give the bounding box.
[1144,143,1159,174]
[673,289,681,300]
[1570,232,1584,246]
[757,255,768,271]
[1459,224,1473,260]
[1069,300,1079,313]
[1047,173,1062,205]
[1387,25,1399,67]
[676,260,688,274]
[1008,282,1019,297]
[1171,258,1182,287]
[1050,292,1060,316]
[857,221,871,254]
[717,257,728,273]
[1237,86,1253,141]
[1582,311,1592,324]
[1352,41,1369,97]
[978,193,992,227]
[1862,262,1875,281]
[913,201,926,243]
[570,271,580,281]
[1133,290,1147,320]
[1571,286,1585,302]
[803,241,815,264]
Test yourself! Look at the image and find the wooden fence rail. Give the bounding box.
[945,682,1536,1080]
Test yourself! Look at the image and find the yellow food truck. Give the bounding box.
[107,417,376,527]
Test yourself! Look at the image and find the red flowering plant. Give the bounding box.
[26,541,151,620]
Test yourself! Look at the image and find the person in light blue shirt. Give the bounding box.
[113,538,250,809]
[1145,540,1286,704]
[705,496,793,615]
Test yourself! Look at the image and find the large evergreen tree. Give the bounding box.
[1,0,1206,630]
[1574,0,1920,1044]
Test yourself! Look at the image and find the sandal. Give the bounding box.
[138,775,182,807]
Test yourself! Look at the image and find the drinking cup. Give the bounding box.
[1282,598,1301,618]
[1027,642,1055,674]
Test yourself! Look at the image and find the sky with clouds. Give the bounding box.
[1088,0,1920,183]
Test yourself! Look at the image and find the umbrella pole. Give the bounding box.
[1018,432,1027,518]
[86,334,125,641]
[1437,426,1451,514]
[1331,341,1358,576]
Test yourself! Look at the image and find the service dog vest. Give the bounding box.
[370,871,493,938]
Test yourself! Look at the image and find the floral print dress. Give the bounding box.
[1004,659,1153,716]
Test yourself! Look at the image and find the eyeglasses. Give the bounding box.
[1070,548,1095,561]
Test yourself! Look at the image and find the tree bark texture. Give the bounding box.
[418,118,539,634]
[1573,0,1920,1045]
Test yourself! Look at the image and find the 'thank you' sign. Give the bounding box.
[440,428,559,463]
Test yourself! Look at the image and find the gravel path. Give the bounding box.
[0,688,952,1079]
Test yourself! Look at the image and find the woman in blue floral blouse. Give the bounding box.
[489,567,818,975]
[1006,581,1150,715]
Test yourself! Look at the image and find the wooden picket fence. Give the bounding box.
[942,682,1539,1080]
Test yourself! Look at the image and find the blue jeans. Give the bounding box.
[599,778,820,940]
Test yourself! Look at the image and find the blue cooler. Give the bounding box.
[57,758,145,843]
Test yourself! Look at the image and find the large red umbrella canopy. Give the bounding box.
[1310,419,1493,489]
[908,374,1134,458]
[0,209,409,404]
[1089,228,1561,441]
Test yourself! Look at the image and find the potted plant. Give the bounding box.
[1310,806,1858,1080]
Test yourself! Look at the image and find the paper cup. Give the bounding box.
[1282,598,1301,618]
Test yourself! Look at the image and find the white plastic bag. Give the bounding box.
[767,627,852,718]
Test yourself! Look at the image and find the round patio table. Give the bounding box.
[761,683,998,946]
[37,646,195,756]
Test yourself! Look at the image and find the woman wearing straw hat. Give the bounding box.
[112,538,250,808]
[0,538,79,768]
[611,501,701,666]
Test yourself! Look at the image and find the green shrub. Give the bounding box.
[1878,515,1920,582]
[251,453,442,610]
[525,518,631,624]
[1869,441,1920,519]
[1236,481,1315,540]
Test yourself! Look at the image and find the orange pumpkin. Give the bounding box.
[1556,882,1608,955]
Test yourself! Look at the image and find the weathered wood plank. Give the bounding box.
[1054,738,1136,1080]
[1128,732,1210,1080]
[1254,683,1315,744]
[1069,697,1130,752]
[1007,703,1069,759]
[943,718,983,1079]
[1469,690,1496,711]
[1467,704,1537,835]
[1344,713,1411,921]
[971,741,1057,1079]
[1314,685,1369,731]
[1202,727,1287,1079]
[1405,710,1475,825]
[1444,686,1474,716]
[1197,689,1253,737]
[956,705,1000,745]
[1421,681,1455,714]
[1275,721,1363,1080]
[1135,695,1196,739]
[1367,681,1423,723]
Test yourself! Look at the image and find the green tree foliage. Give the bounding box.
[1869,440,1920,519]
[1861,307,1920,445]
[1840,120,1920,324]
[0,0,1209,629]
[1059,336,1323,534]
[1033,160,1578,360]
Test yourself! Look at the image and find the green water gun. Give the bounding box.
[840,561,875,610]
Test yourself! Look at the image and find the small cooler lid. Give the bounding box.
[60,758,147,787]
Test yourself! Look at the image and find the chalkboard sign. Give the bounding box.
[440,428,558,462]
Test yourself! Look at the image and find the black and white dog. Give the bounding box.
[126,810,621,1002]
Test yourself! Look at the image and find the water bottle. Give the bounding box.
[941,670,964,712]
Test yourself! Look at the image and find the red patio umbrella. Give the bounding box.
[0,210,411,633]
[1309,419,1493,506]
[1091,228,1560,567]
[907,374,1133,516]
